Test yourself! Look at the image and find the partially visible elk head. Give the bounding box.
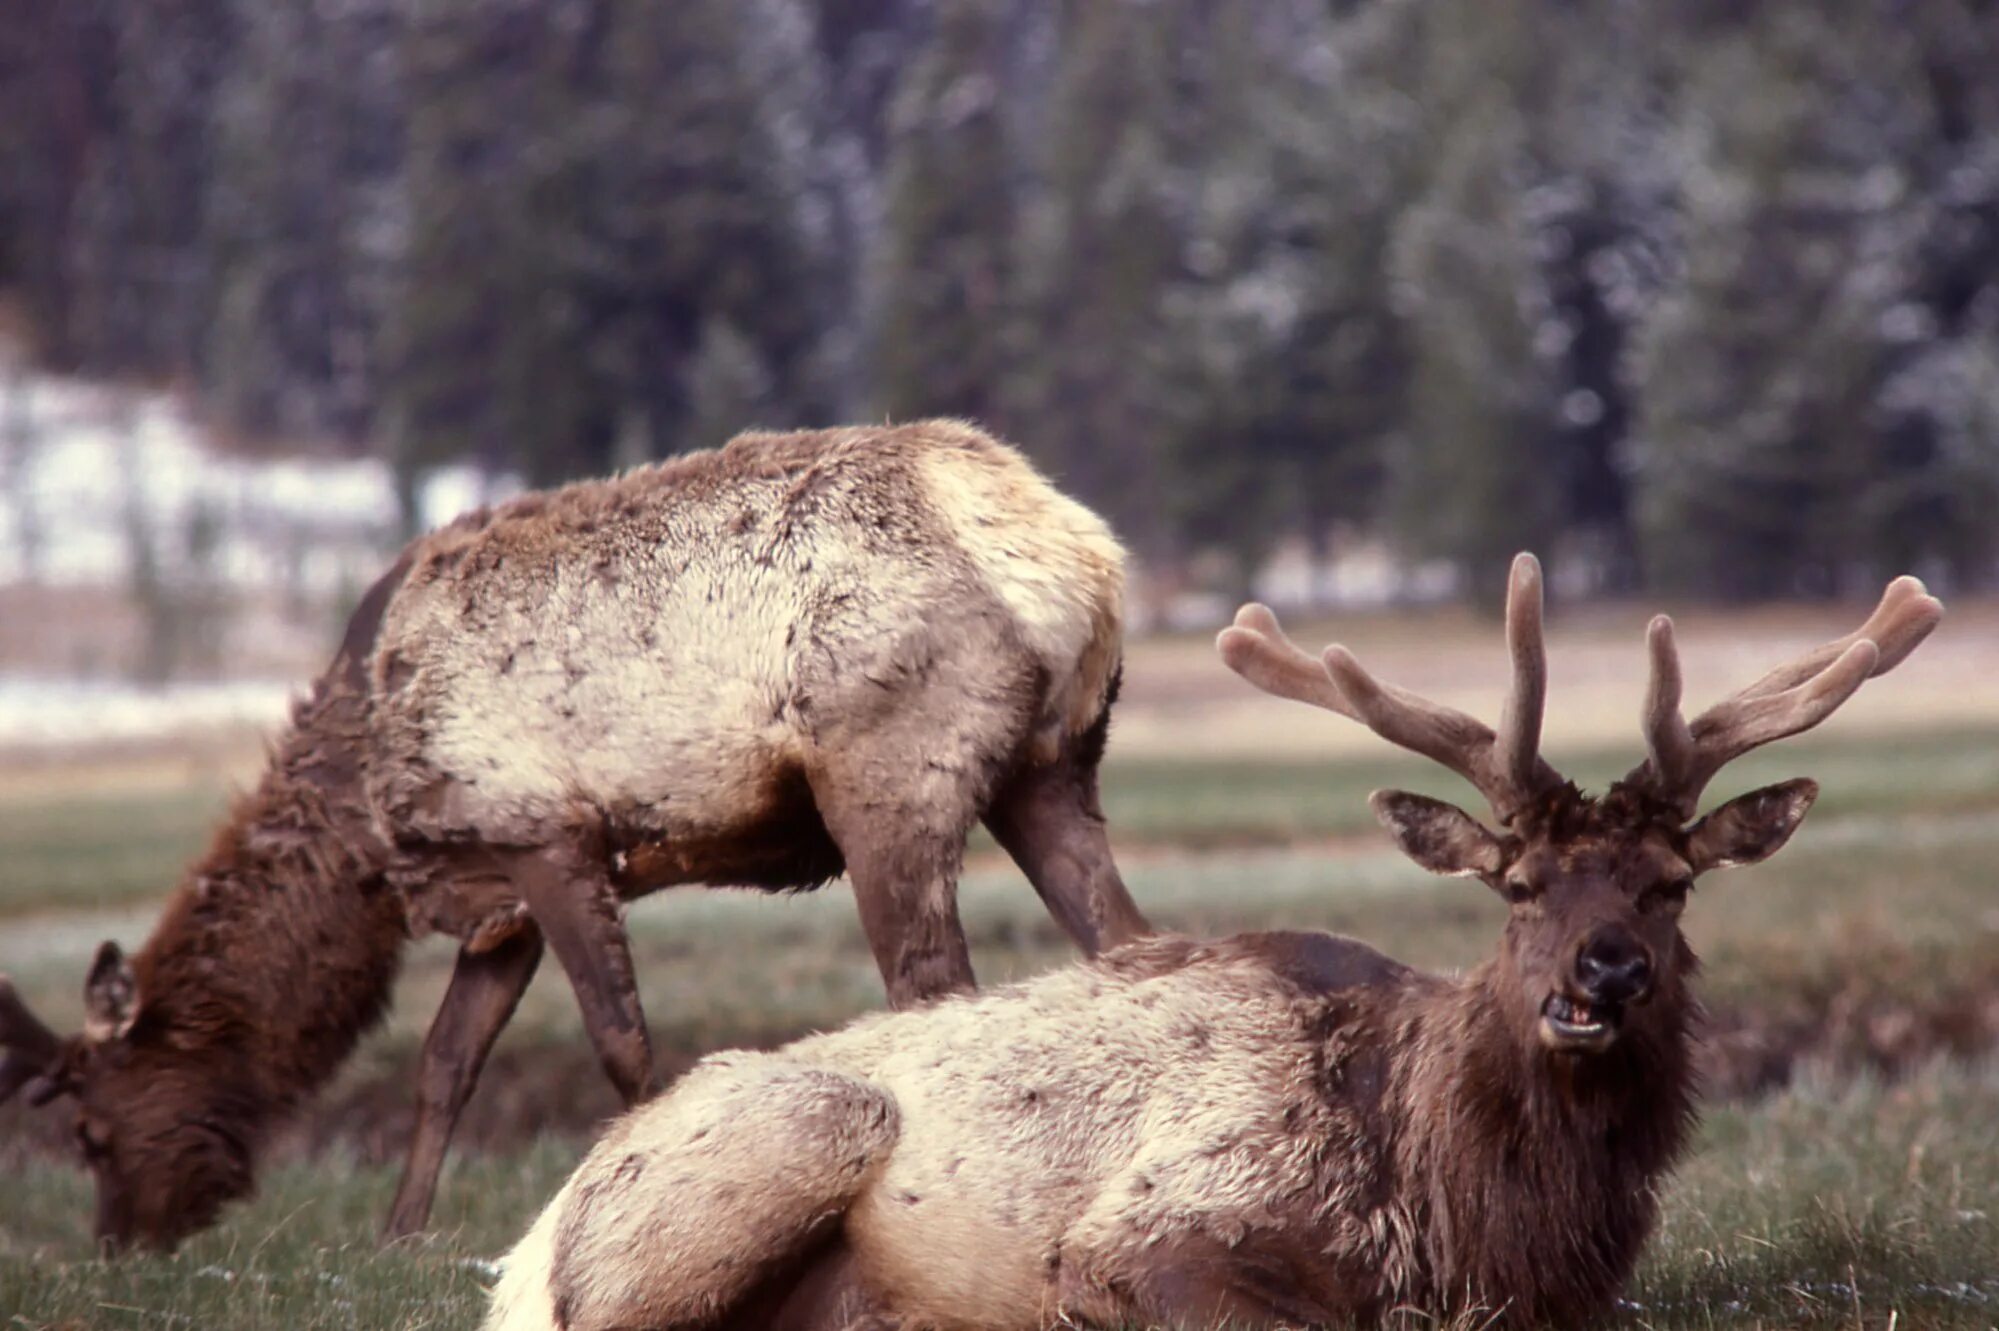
[1,942,254,1252]
[1220,555,1943,1056]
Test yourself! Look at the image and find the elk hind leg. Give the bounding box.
[808,761,985,1008]
[483,1054,899,1331]
[983,751,1149,956]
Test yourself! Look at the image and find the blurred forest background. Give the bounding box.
[2,0,1997,681]
[10,10,1999,1318]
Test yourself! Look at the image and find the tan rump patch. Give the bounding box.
[909,422,1126,751]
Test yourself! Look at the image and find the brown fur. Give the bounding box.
[70,671,404,1249]
[5,421,1151,1251]
[486,569,1941,1330]
[483,892,1696,1331]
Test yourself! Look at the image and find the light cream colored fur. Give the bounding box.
[912,441,1123,759]
[362,419,1122,913]
[484,937,1416,1331]
[489,1057,901,1331]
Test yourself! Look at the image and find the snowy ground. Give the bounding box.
[0,676,295,750]
[0,369,510,595]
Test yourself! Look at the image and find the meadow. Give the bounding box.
[2,603,1996,1329]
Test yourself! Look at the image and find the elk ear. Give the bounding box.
[1369,790,1508,879]
[84,941,139,1042]
[1685,778,1819,874]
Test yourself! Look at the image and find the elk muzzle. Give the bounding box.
[1540,926,1654,1053]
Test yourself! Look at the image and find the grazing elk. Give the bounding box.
[482,555,1942,1331]
[0,420,1151,1252]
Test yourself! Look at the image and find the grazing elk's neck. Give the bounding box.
[129,679,406,1132]
[1390,953,1699,1326]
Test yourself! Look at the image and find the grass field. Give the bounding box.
[2,607,1996,1329]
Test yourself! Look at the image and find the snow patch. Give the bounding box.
[0,676,294,749]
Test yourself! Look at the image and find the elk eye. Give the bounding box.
[1643,877,1693,911]
[1501,876,1538,905]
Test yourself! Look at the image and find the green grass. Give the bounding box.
[5,1065,1993,1329]
[1097,722,1999,847]
[1635,1060,1999,1329]
[4,723,1997,918]
[0,787,227,916]
[0,1146,571,1329]
[1,724,1995,1328]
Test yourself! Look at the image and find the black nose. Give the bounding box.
[1576,928,1653,1004]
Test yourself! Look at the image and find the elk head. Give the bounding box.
[1219,554,1943,1056]
[1,941,254,1252]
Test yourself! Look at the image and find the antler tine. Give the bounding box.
[1320,644,1509,800]
[1221,556,1565,825]
[1664,641,1879,816]
[1640,615,1696,794]
[0,976,62,1106]
[1731,576,1943,701]
[1634,576,1943,817]
[1319,554,1564,824]
[1493,553,1548,797]
[1217,603,1359,719]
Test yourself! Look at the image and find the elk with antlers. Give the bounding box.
[0,420,1151,1252]
[481,555,1941,1331]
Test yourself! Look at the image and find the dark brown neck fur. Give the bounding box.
[125,677,405,1153]
[1391,961,1699,1326]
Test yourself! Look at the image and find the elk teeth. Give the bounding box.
[1542,994,1611,1038]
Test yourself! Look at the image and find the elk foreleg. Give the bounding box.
[513,843,655,1106]
[983,756,1150,956]
[383,928,543,1240]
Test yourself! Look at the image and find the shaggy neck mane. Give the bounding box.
[127,679,405,1143]
[1391,960,1699,1327]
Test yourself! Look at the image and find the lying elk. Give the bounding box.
[484,555,1941,1331]
[0,420,1151,1252]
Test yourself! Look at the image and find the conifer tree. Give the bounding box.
[1009,0,1198,560]
[1385,5,1558,605]
[1630,11,1929,598]
[871,0,1016,423]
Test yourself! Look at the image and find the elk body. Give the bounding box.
[483,557,1942,1331]
[0,420,1150,1251]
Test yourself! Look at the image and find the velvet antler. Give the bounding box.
[1631,577,1945,818]
[1219,553,1565,824]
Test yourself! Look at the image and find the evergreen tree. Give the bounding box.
[870,0,1016,423]
[66,0,237,376]
[1147,0,1416,593]
[0,0,1990,596]
[1857,0,1999,587]
[596,0,848,456]
[202,0,404,442]
[1385,5,1558,606]
[387,0,597,506]
[1512,3,1678,593]
[0,0,106,365]
[1630,11,1931,599]
[1008,0,1200,561]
